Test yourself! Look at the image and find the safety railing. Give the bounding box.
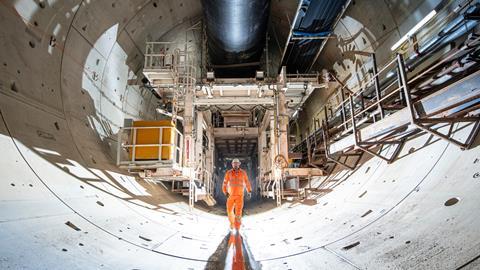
[144,42,197,82]
[291,53,401,155]
[203,170,214,197]
[345,57,401,129]
[144,42,197,96]
[260,175,274,198]
[293,53,412,176]
[296,35,480,168]
[285,73,320,82]
[144,42,176,70]
[189,177,196,208]
[116,126,183,168]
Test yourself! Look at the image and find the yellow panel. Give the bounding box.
[128,120,176,161]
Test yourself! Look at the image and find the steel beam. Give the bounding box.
[194,97,274,105]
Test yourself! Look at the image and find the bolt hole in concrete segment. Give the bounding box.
[444,197,460,206]
[342,241,360,250]
[139,235,152,242]
[361,209,373,218]
[10,82,18,92]
[65,221,81,231]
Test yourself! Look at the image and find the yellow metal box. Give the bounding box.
[129,120,176,161]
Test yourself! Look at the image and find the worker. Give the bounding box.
[223,158,252,233]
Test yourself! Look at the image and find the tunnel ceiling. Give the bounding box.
[202,0,271,77]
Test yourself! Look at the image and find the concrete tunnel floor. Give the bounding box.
[2,1,480,269]
[2,102,480,270]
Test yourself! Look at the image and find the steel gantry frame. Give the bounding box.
[118,41,219,209]
[291,32,480,182]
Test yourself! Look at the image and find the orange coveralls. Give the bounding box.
[223,168,251,230]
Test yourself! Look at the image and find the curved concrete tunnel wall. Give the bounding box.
[1,1,480,269]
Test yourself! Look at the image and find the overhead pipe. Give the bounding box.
[202,0,270,70]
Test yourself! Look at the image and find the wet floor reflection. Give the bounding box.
[225,233,245,270]
[205,231,258,270]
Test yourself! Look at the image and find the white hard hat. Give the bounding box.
[232,158,241,164]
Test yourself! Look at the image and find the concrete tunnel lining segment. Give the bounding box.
[1,0,480,269]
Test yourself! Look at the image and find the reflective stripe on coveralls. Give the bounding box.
[222,169,251,196]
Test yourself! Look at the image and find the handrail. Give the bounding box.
[294,52,406,151]
[292,3,480,168]
[349,57,398,100]
[319,54,401,127]
[326,56,398,115]
[353,86,402,118]
[117,125,183,168]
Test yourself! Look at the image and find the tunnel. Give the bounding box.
[1,0,480,269]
